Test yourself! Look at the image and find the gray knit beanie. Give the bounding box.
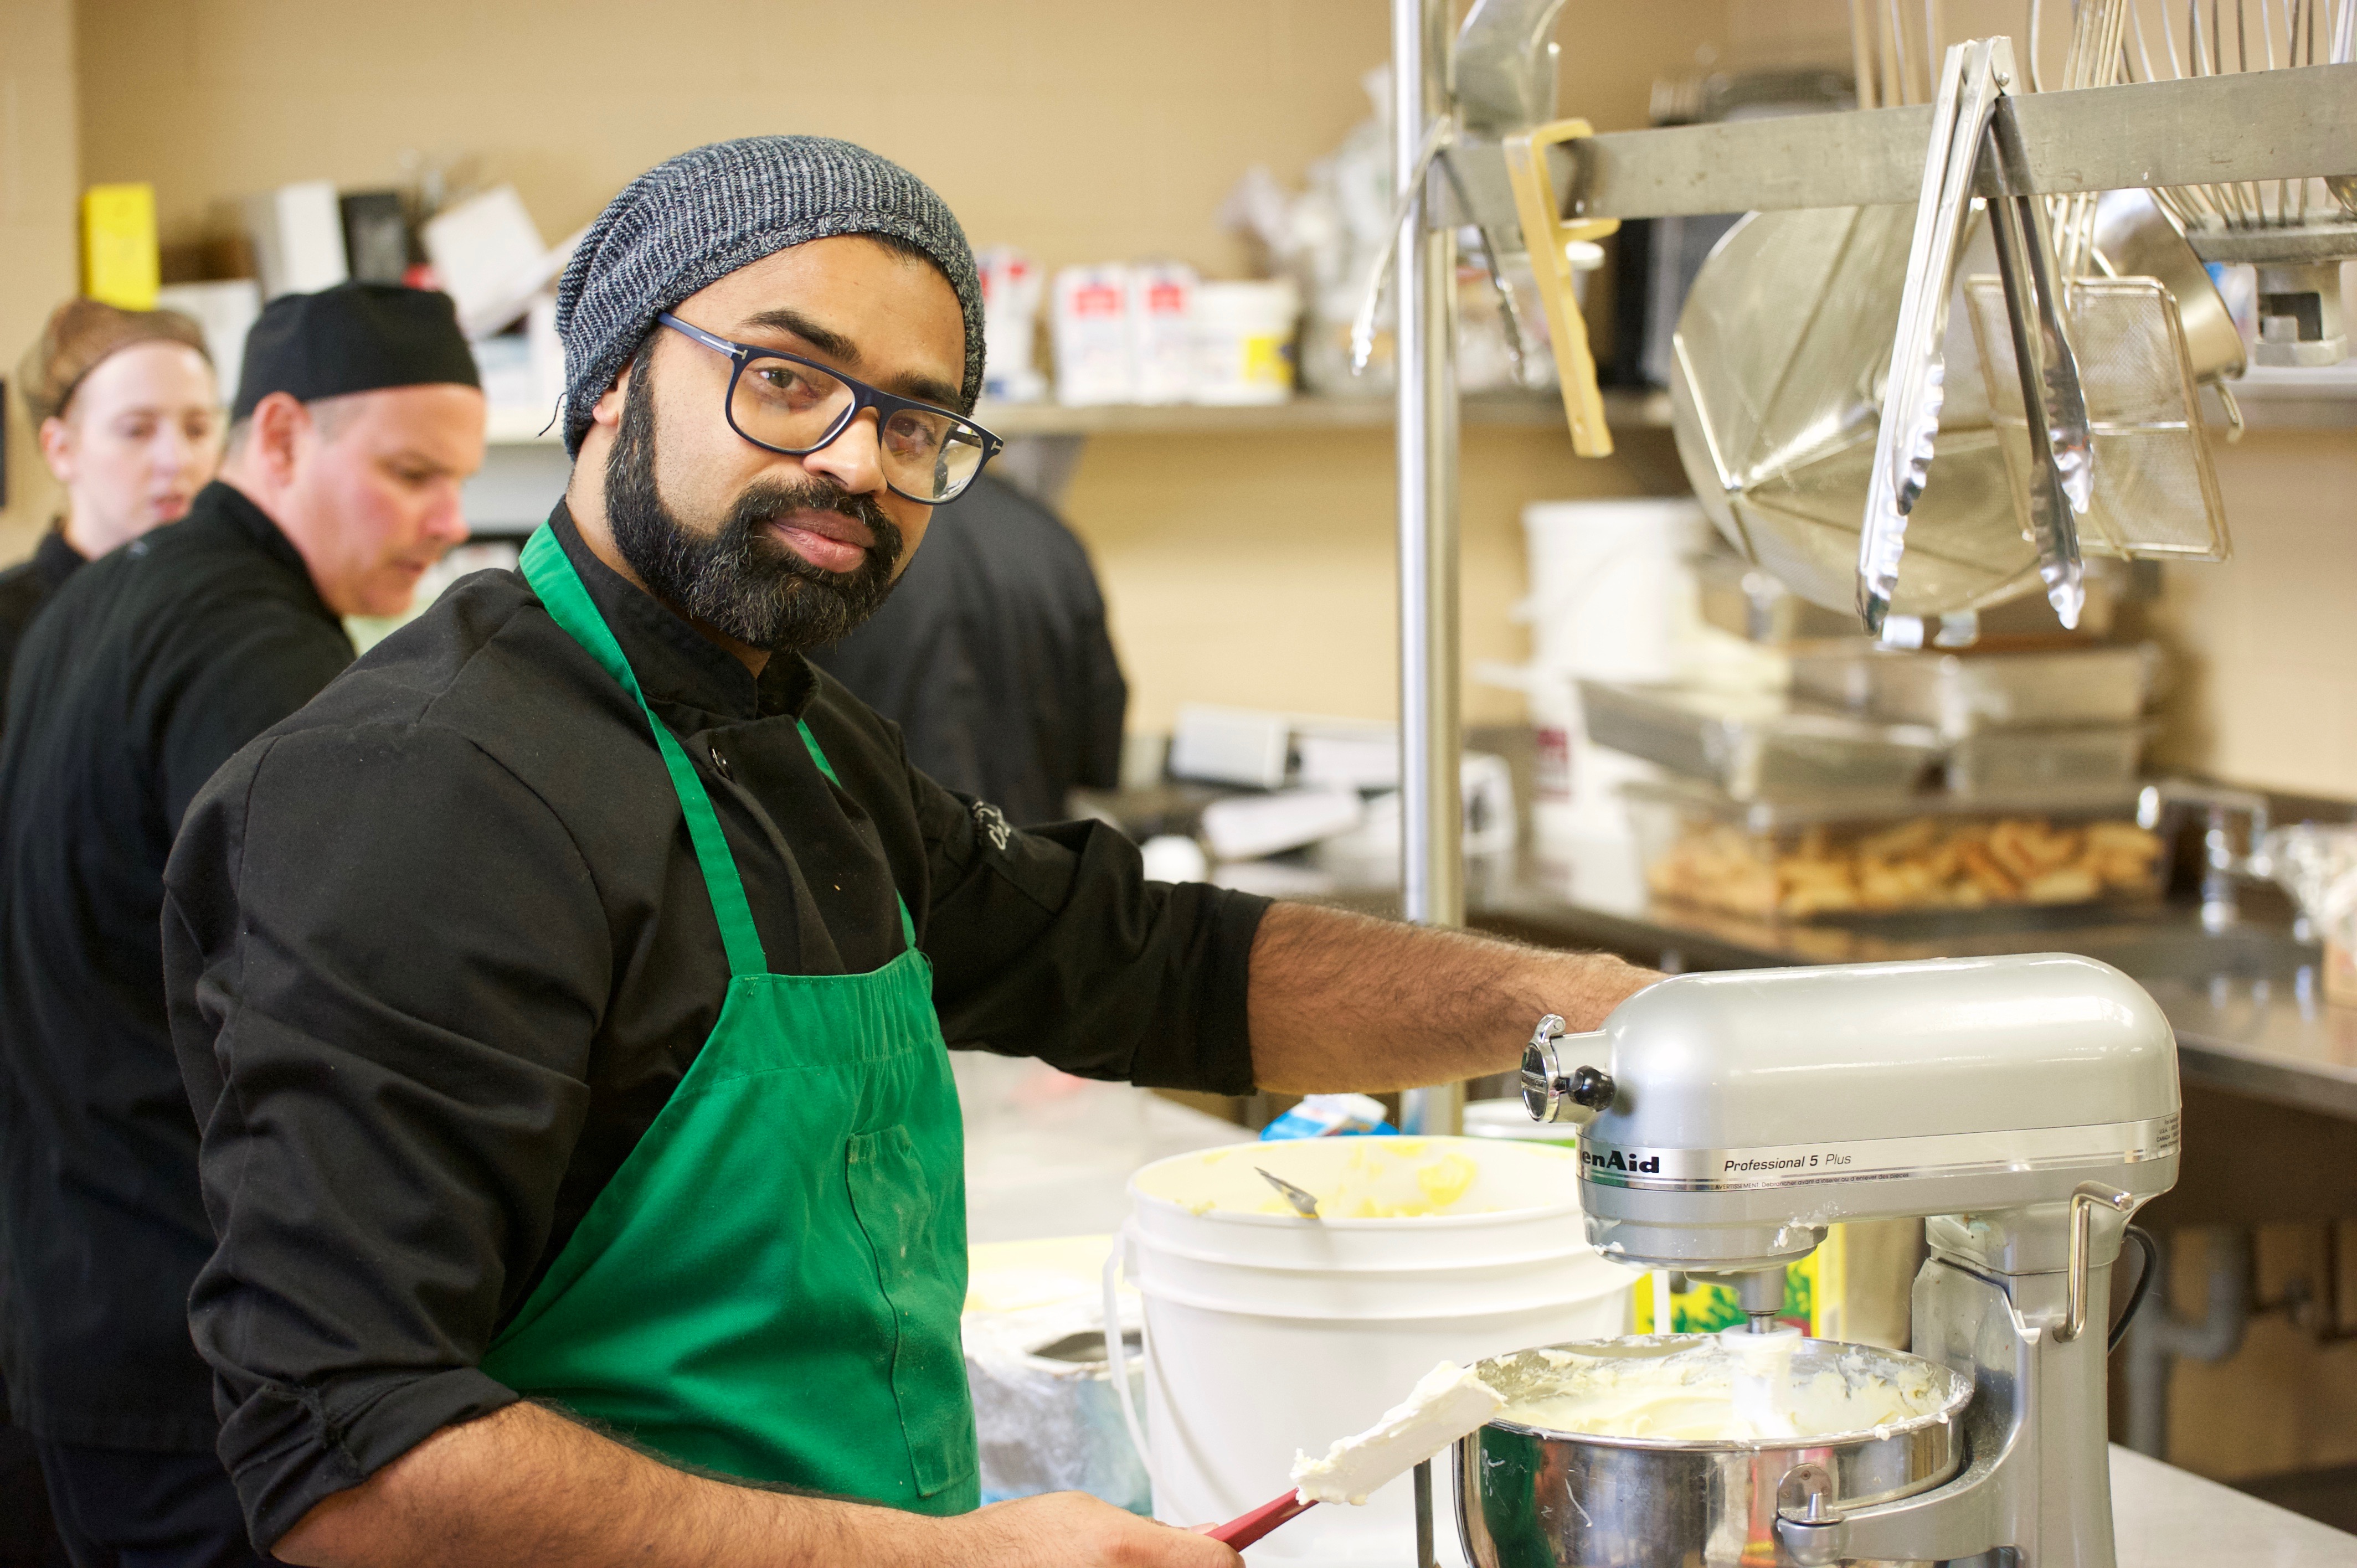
[555,136,985,455]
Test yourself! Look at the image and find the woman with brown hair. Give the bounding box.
[1,296,221,695]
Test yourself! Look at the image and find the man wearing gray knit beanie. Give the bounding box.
[162,137,1659,1568]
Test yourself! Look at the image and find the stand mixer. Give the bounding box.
[1516,952,2180,1567]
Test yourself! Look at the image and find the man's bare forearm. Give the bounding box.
[274,1403,910,1566]
[1244,902,1660,1094]
[274,1402,1237,1568]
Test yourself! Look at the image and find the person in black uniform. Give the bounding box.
[0,296,220,700]
[2,295,220,1568]
[158,138,1658,1568]
[812,473,1126,827]
[0,282,483,1568]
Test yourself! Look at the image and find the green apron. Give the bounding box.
[479,525,979,1512]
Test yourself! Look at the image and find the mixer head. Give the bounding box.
[1524,953,2181,1275]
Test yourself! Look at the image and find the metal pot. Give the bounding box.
[2087,187,2246,384]
[1454,1337,1973,1568]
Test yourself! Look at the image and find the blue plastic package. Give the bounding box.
[1259,1091,1397,1140]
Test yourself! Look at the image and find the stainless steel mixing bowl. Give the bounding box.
[1454,1335,1973,1568]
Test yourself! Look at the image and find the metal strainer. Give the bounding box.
[1670,204,2051,622]
[1965,274,2232,560]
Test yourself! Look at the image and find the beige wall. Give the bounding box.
[1,0,79,556]
[75,1,1740,280]
[2145,431,2357,799]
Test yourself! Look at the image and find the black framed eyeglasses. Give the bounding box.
[657,312,1002,505]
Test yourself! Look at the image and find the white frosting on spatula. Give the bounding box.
[1289,1361,1507,1505]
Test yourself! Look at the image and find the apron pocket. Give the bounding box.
[845,1126,976,1500]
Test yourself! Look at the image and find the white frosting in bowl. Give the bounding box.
[1486,1333,1962,1445]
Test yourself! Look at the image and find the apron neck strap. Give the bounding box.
[795,720,919,951]
[521,525,769,979]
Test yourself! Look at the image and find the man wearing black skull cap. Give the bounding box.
[0,280,483,1566]
[162,140,1657,1567]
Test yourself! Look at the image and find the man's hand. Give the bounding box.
[944,1493,1241,1567]
[274,1402,1240,1568]
[1244,902,1662,1094]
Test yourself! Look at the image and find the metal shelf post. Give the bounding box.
[1395,0,1466,1138]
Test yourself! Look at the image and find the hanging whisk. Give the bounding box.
[2114,0,2357,235]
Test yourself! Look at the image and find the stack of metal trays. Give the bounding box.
[1577,680,1942,802]
[1788,638,2155,800]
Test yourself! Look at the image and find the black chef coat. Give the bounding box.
[0,526,85,710]
[0,522,84,1505]
[812,474,1126,827]
[0,522,88,1567]
[163,504,1268,1546]
[0,480,353,1450]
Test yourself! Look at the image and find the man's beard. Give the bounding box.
[604,360,905,651]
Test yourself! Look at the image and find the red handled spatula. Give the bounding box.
[1200,1361,1505,1550]
[1206,1490,1318,1548]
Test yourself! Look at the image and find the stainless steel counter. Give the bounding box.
[2112,1446,2357,1566]
[2138,974,2357,1123]
[1452,849,2357,1124]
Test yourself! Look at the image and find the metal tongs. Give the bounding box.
[1346,114,1537,394]
[1860,35,2092,636]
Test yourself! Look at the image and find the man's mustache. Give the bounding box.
[730,484,899,576]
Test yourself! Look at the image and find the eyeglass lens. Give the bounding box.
[733,355,988,502]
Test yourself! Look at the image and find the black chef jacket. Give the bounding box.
[0,481,353,1450]
[0,523,82,1473]
[812,474,1126,827]
[0,526,85,710]
[163,504,1268,1547]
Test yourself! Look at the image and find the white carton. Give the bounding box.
[242,180,348,300]
[1052,264,1135,406]
[1126,261,1197,404]
[977,246,1047,404]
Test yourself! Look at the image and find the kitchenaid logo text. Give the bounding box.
[1583,1148,1662,1174]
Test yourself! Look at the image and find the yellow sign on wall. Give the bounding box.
[82,183,160,311]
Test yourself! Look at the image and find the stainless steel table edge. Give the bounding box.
[2109,1445,2357,1567]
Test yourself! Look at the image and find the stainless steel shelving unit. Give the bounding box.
[483,390,1670,447]
[1376,38,2357,1138]
[971,388,1667,439]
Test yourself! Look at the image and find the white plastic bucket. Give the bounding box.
[1104,1138,1634,1566]
[1516,498,1706,682]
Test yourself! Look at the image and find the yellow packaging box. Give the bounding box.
[82,183,161,311]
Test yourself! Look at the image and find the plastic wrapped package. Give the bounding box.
[965,1237,1151,1513]
[1625,780,2165,921]
[2259,824,2357,1005]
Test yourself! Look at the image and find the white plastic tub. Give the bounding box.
[1105,1138,1635,1565]
[1517,498,1707,683]
[1191,279,1300,405]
